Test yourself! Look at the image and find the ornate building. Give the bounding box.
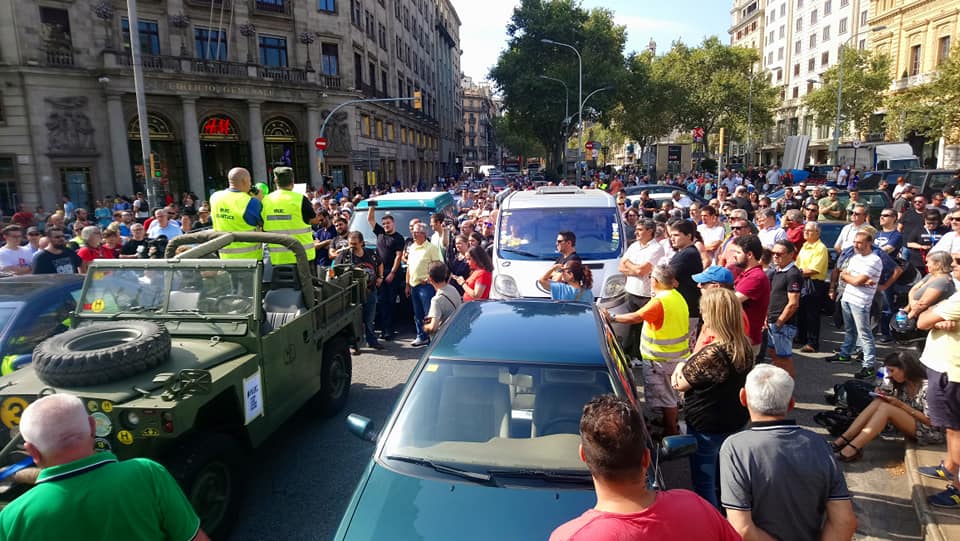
[461,76,497,169]
[0,0,462,213]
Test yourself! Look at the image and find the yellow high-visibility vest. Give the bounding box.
[210,189,262,260]
[261,189,315,265]
[640,288,690,362]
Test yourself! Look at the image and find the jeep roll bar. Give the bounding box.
[164,231,315,309]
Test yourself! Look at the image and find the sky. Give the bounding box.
[452,0,733,83]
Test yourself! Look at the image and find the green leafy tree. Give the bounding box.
[802,47,890,138]
[492,113,544,161]
[653,37,776,150]
[616,50,678,159]
[885,47,960,144]
[489,0,627,174]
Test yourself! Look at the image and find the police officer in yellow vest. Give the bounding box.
[210,167,263,259]
[604,264,689,436]
[261,166,319,268]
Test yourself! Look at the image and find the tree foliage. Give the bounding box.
[492,113,544,159]
[885,47,960,144]
[802,47,890,137]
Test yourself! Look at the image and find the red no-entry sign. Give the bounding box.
[585,141,594,151]
[314,137,328,150]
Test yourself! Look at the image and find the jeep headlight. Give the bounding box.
[494,274,520,298]
[602,274,626,299]
[121,411,141,428]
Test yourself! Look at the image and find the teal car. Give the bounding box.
[350,192,457,249]
[335,300,693,540]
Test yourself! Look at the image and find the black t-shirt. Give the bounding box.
[682,343,750,433]
[767,264,803,324]
[335,248,381,291]
[899,209,925,239]
[120,238,149,257]
[556,251,582,265]
[298,195,316,224]
[905,225,948,267]
[733,196,754,219]
[669,245,703,317]
[33,249,82,274]
[373,223,405,272]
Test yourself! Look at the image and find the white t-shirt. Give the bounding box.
[835,223,866,251]
[766,169,782,186]
[841,252,882,308]
[837,169,849,187]
[0,245,34,271]
[658,238,675,266]
[929,231,960,255]
[697,223,726,257]
[623,239,665,297]
[758,226,786,249]
[674,196,693,208]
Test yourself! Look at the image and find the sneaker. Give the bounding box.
[918,461,957,482]
[801,345,817,353]
[854,367,876,379]
[410,338,430,347]
[928,485,960,509]
[825,353,851,363]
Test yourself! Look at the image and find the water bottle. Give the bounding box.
[327,262,335,281]
[876,366,893,393]
[895,309,908,327]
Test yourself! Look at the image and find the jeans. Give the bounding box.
[879,284,907,338]
[362,289,379,345]
[687,425,733,510]
[411,283,435,342]
[840,299,876,369]
[376,276,400,336]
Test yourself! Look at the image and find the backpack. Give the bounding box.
[815,379,875,436]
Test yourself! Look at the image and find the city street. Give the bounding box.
[230,320,922,541]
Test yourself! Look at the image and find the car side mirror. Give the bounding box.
[659,434,697,461]
[346,413,378,443]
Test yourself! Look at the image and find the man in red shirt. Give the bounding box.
[730,235,770,357]
[549,395,741,541]
[783,209,804,247]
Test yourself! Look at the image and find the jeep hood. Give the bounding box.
[0,338,248,403]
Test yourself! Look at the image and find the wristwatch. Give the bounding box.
[610,314,617,323]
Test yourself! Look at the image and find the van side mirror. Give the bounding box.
[659,434,697,461]
[346,413,378,443]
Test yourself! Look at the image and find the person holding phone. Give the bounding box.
[831,352,943,462]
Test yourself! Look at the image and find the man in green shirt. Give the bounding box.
[0,394,208,541]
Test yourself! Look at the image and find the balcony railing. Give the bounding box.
[119,53,181,72]
[258,65,306,82]
[250,0,291,16]
[318,74,342,89]
[45,48,74,66]
[191,59,248,77]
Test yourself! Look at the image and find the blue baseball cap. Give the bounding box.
[692,265,734,285]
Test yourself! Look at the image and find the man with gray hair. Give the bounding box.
[719,365,857,541]
[0,394,208,540]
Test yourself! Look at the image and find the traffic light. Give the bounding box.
[149,152,160,178]
[413,90,422,110]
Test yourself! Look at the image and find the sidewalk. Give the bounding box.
[905,442,960,541]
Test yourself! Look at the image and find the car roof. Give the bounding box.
[501,187,615,209]
[355,192,454,209]
[430,300,607,366]
[0,274,84,302]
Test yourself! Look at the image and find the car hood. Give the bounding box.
[337,463,595,541]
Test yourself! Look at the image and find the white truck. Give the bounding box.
[837,142,920,171]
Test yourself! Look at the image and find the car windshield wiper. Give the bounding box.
[499,248,548,259]
[487,468,593,484]
[384,455,494,484]
[166,308,212,320]
[105,306,159,319]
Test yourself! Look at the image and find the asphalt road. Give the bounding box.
[230,317,922,541]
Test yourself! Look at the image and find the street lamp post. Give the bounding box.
[832,25,887,165]
[538,75,569,126]
[541,38,582,183]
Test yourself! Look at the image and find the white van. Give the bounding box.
[491,186,626,302]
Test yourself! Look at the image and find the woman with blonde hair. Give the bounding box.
[671,287,755,509]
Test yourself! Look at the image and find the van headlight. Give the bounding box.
[494,274,520,298]
[602,274,626,299]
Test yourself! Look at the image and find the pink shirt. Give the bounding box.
[550,489,742,541]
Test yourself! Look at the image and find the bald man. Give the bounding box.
[0,394,209,540]
[209,167,264,259]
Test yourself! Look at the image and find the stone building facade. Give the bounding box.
[461,76,497,169]
[0,0,462,214]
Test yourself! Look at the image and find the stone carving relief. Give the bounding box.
[45,97,96,155]
[322,110,351,156]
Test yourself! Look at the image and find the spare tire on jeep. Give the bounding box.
[33,321,171,387]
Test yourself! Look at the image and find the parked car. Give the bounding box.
[857,170,909,195]
[0,275,84,374]
[622,184,709,209]
[804,164,834,183]
[767,187,891,225]
[905,169,958,198]
[335,299,695,540]
[351,192,458,249]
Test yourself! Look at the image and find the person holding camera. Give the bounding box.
[209,167,263,260]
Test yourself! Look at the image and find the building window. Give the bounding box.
[381,69,387,94]
[808,58,815,71]
[318,0,335,13]
[838,17,847,34]
[792,86,799,98]
[368,61,376,90]
[376,119,383,139]
[778,47,784,60]
[821,51,829,65]
[780,3,785,16]
[795,41,801,54]
[858,39,865,50]
[767,51,773,64]
[796,18,803,32]
[259,35,288,67]
[0,157,18,217]
[354,52,363,87]
[823,26,830,41]
[860,10,867,25]
[121,19,161,55]
[256,0,286,13]
[938,36,951,66]
[793,63,800,76]
[776,69,782,81]
[810,9,817,24]
[39,7,71,51]
[365,11,375,39]
[400,126,406,144]
[910,45,921,76]
[360,115,370,137]
[378,23,387,50]
[779,25,785,39]
[0,93,4,123]
[824,0,831,16]
[810,34,817,48]
[387,123,394,141]
[840,0,848,6]
[798,0,803,6]
[350,0,362,28]
[195,27,227,60]
[321,43,338,75]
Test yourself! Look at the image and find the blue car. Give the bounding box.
[335,300,693,540]
[0,275,84,374]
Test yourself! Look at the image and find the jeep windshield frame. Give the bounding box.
[76,259,260,321]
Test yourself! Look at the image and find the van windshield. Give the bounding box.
[350,209,432,245]
[498,208,622,260]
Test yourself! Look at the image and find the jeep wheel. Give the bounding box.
[32,320,170,387]
[318,336,352,417]
[165,433,244,540]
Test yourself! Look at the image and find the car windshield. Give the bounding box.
[78,267,256,316]
[498,208,621,260]
[350,209,430,245]
[382,359,614,472]
[0,307,13,334]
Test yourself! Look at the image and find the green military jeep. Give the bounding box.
[0,231,364,538]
